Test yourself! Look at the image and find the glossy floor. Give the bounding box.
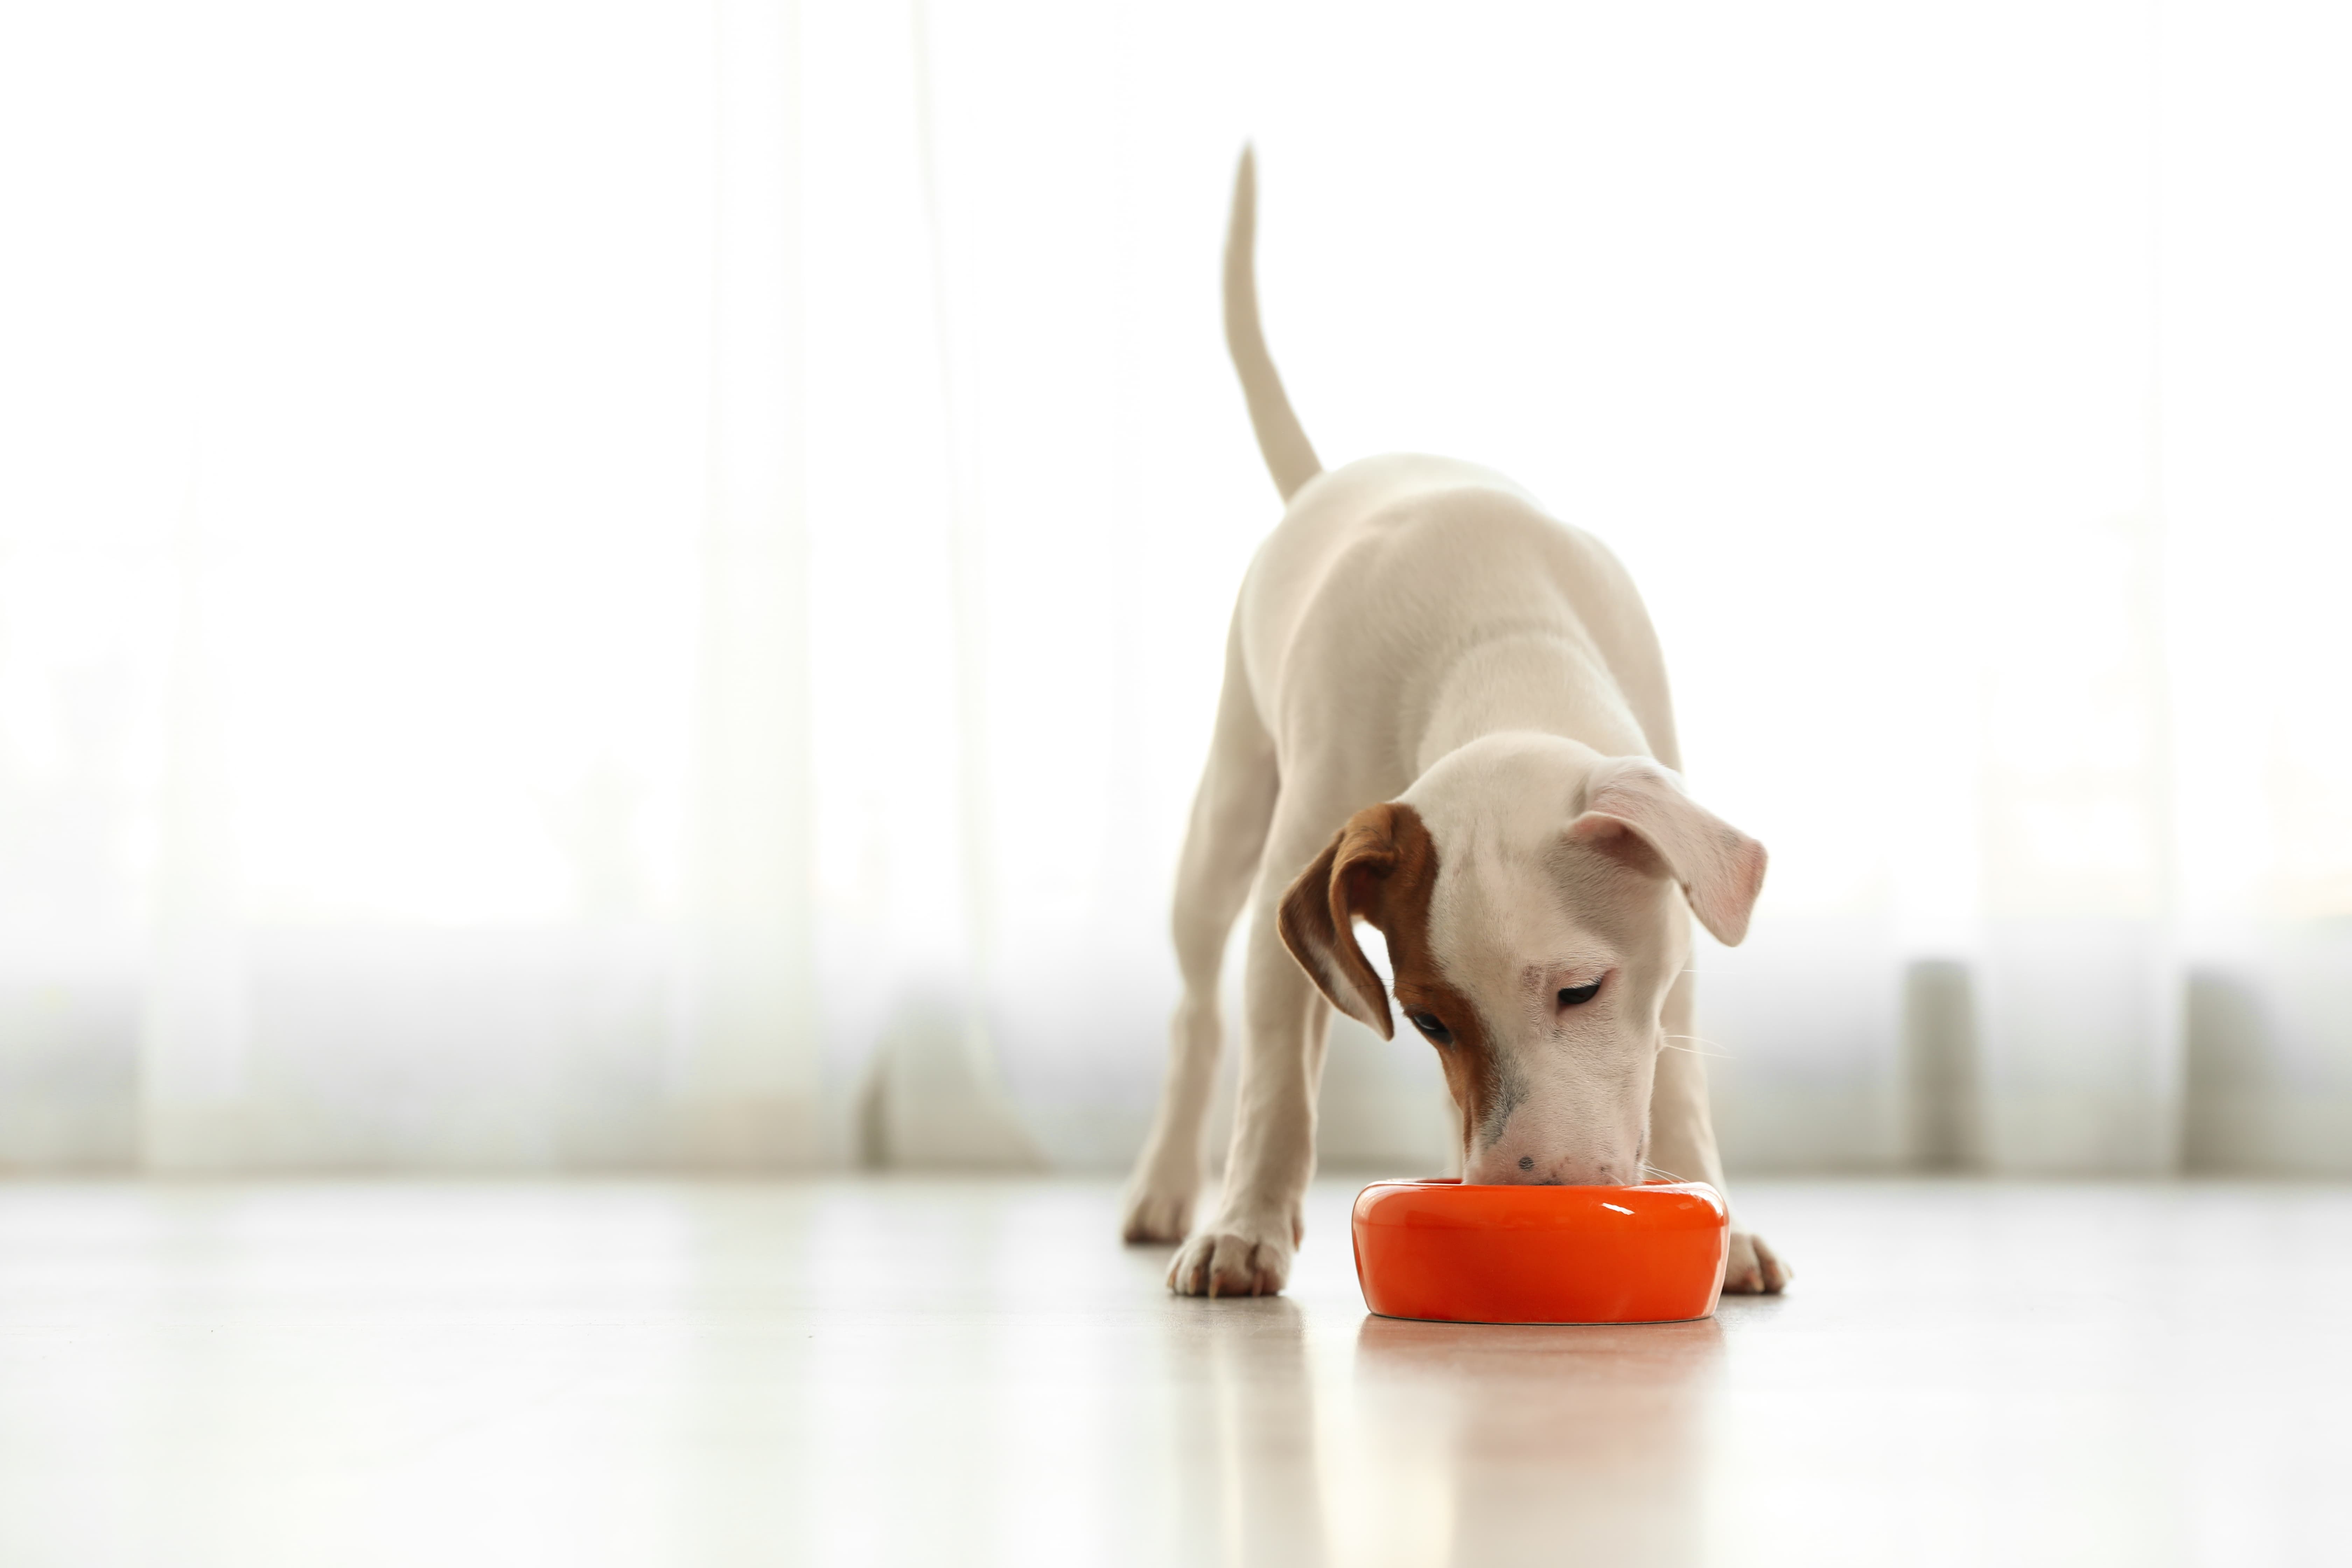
[0,1177,2345,1567]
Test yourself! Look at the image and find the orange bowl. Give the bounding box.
[1351,1178,1730,1324]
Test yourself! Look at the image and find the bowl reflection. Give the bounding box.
[1349,1314,1726,1567]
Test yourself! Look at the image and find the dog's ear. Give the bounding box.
[1567,758,1768,946]
[1276,804,1406,1038]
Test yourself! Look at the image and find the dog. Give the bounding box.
[1119,149,1792,1299]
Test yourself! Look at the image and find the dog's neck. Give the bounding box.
[1408,629,1652,776]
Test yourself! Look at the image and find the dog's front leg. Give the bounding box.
[1651,968,1792,1293]
[1120,640,1278,1244]
[1167,909,1324,1297]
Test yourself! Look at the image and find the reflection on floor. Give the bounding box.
[0,1177,2345,1566]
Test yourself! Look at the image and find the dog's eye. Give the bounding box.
[1558,981,1602,1007]
[1407,1011,1453,1045]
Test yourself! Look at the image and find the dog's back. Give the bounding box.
[1222,154,1682,788]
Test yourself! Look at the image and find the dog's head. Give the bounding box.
[1277,732,1764,1185]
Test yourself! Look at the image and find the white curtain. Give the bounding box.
[1,0,2346,1175]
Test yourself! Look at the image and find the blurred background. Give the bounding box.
[1,0,2345,1179]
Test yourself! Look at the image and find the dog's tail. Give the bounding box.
[1225,146,1322,503]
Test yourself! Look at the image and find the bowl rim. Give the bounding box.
[1351,1178,1729,1230]
[1355,1176,1724,1197]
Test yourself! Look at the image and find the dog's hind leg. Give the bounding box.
[1121,623,1277,1244]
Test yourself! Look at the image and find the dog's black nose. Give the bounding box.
[1518,1155,1534,1171]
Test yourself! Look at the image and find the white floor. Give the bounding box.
[0,1177,2345,1567]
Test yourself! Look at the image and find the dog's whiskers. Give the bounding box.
[1660,1033,1734,1060]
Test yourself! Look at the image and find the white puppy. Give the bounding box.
[1121,150,1792,1299]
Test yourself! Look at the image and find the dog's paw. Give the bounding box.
[1166,1211,1295,1297]
[1119,1170,1196,1245]
[1723,1228,1792,1294]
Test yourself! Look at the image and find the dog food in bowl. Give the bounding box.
[1351,1178,1729,1324]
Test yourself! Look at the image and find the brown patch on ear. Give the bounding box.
[1569,759,1768,945]
[1276,804,1409,1037]
[1277,804,1499,1162]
